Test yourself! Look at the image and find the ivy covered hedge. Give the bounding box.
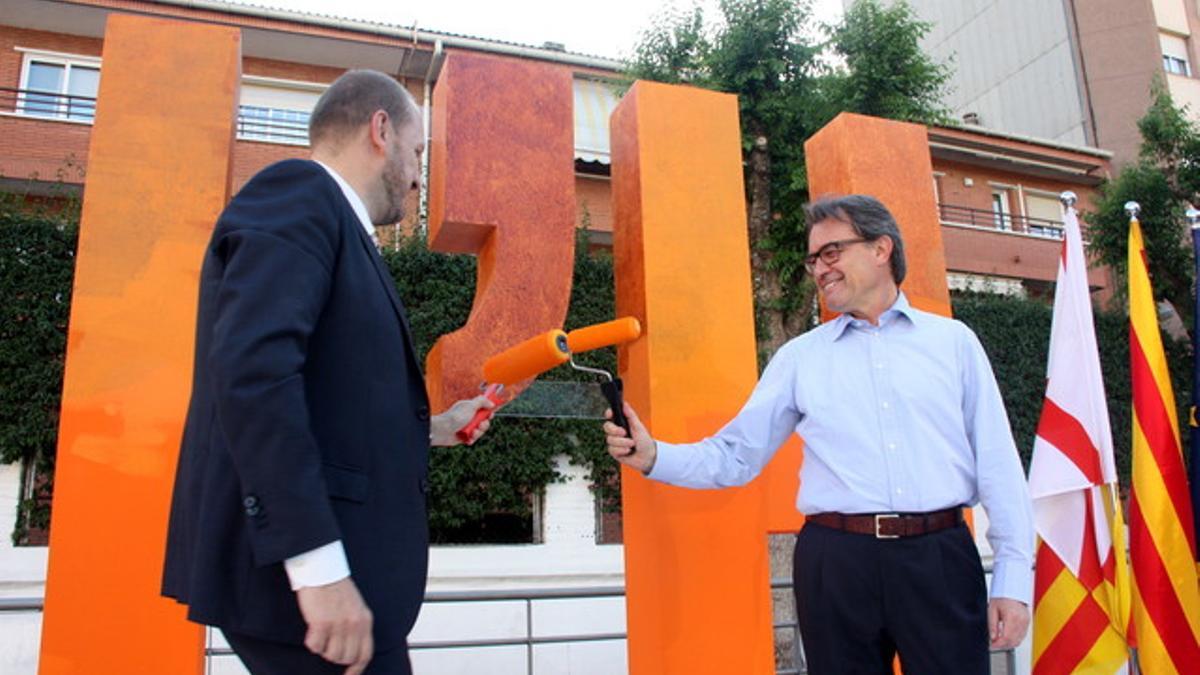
[0,202,78,544]
[5,200,1196,543]
[953,291,1191,486]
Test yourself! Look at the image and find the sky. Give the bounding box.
[230,0,846,61]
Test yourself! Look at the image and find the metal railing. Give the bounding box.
[236,106,309,145]
[0,86,96,122]
[2,580,1019,675]
[939,203,1065,239]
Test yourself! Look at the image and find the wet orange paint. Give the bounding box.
[425,52,576,410]
[611,81,775,674]
[38,15,239,675]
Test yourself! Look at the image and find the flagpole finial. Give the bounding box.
[1059,191,1077,208]
[1125,201,1141,220]
[1187,207,1200,230]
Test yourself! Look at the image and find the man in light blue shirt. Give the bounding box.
[604,194,1034,674]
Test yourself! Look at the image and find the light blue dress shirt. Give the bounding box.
[649,293,1035,603]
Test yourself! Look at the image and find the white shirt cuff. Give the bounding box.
[284,540,351,590]
[989,558,1033,605]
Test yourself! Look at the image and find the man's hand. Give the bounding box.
[603,402,657,474]
[988,597,1029,650]
[430,395,496,447]
[296,577,373,674]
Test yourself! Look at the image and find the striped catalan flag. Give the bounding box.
[1030,199,1130,674]
[1128,210,1200,674]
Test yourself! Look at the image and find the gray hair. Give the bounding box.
[308,70,417,149]
[804,194,907,285]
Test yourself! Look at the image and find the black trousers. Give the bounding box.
[223,630,413,675]
[792,521,989,675]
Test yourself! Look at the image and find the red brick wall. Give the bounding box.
[932,159,1102,215]
[575,174,611,232]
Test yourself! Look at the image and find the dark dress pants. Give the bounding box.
[223,629,413,675]
[792,521,990,675]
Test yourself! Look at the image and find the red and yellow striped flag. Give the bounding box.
[1031,202,1130,674]
[1128,213,1200,674]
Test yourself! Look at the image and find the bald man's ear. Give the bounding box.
[367,110,390,153]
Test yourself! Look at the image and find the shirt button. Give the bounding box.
[875,362,884,369]
[888,443,896,450]
[895,488,903,495]
[881,401,890,409]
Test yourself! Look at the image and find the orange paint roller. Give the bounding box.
[565,317,642,443]
[456,329,570,442]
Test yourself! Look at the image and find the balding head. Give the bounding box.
[308,70,418,151]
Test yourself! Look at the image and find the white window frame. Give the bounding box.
[989,183,1016,231]
[15,48,102,123]
[237,75,327,147]
[1160,32,1193,77]
[1022,188,1067,239]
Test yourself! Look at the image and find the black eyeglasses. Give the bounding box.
[804,238,870,273]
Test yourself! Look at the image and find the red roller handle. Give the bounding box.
[455,329,571,442]
[456,383,505,443]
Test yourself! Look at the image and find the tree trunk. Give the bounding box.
[746,132,806,358]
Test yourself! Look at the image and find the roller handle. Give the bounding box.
[601,378,632,446]
[456,383,505,443]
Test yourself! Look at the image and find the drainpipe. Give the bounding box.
[416,38,443,242]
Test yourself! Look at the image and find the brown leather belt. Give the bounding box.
[807,507,964,539]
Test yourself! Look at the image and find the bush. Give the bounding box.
[0,199,78,544]
[952,291,1191,485]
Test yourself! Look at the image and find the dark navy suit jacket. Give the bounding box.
[162,159,432,651]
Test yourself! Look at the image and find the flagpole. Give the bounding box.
[1188,205,1200,587]
[1126,200,1142,675]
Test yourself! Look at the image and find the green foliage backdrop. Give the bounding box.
[0,204,77,542]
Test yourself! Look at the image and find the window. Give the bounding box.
[991,189,1012,230]
[238,79,325,146]
[1023,192,1065,239]
[18,52,101,122]
[1161,33,1192,77]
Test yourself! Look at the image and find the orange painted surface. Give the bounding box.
[38,15,240,675]
[805,113,951,318]
[425,51,576,410]
[611,80,775,674]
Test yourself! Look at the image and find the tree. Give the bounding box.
[1086,84,1200,323]
[628,0,950,355]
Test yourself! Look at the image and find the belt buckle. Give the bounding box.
[874,514,899,539]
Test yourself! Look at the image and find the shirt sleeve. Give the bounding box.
[960,327,1035,604]
[284,539,351,590]
[649,342,802,488]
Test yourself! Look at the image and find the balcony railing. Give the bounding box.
[939,203,1064,239]
[0,86,97,122]
[236,105,310,145]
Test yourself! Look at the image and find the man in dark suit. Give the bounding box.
[163,70,493,675]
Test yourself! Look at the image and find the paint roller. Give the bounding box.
[455,317,643,443]
[455,329,571,442]
[565,317,641,443]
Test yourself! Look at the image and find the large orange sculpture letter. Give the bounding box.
[611,80,776,674]
[425,52,576,408]
[38,15,239,675]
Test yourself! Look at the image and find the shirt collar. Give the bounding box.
[314,160,377,242]
[829,291,914,340]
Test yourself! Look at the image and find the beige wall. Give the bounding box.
[1155,0,1192,33]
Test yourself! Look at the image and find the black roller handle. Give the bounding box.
[601,378,633,453]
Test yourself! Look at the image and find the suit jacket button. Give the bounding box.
[419,477,429,494]
[242,495,258,508]
[245,505,261,517]
[416,405,430,422]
